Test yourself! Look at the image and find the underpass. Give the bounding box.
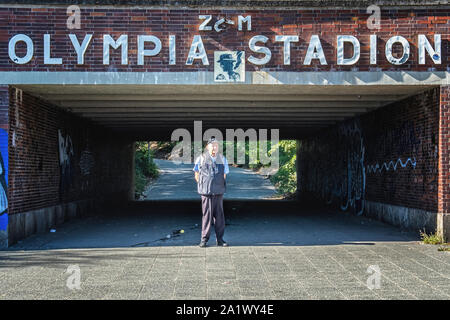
[0,0,449,301]
[3,82,446,247]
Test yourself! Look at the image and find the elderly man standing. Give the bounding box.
[193,137,229,248]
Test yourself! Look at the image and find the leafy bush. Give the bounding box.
[270,140,297,196]
[224,139,298,197]
[135,142,159,198]
[134,169,148,199]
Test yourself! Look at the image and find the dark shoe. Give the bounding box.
[199,241,207,248]
[217,240,228,247]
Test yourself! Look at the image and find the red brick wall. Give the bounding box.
[439,86,450,215]
[0,7,448,72]
[298,88,439,214]
[8,87,133,215]
[0,86,8,130]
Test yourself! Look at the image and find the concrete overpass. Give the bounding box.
[14,82,435,140]
[0,1,449,248]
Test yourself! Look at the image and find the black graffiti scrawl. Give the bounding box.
[58,129,74,197]
[301,119,366,215]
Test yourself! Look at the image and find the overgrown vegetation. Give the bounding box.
[135,142,160,199]
[270,140,297,196]
[420,230,444,245]
[222,139,298,197]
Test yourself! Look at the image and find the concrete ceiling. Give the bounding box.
[16,84,436,140]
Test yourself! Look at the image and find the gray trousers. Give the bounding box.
[201,194,225,242]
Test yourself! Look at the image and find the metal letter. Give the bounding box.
[418,34,441,64]
[337,35,360,65]
[385,35,410,65]
[137,35,162,65]
[186,35,209,65]
[69,34,92,64]
[169,35,176,65]
[8,34,33,64]
[199,15,212,31]
[248,35,272,65]
[103,34,128,65]
[304,35,327,65]
[238,15,251,31]
[370,34,377,65]
[275,35,299,65]
[214,18,225,32]
[44,34,62,64]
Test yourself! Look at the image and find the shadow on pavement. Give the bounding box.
[1,200,419,256]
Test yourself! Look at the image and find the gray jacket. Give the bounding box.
[197,152,226,195]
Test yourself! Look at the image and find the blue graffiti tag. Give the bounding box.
[366,157,417,174]
[0,128,8,232]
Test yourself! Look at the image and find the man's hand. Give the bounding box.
[224,174,226,180]
[195,171,199,183]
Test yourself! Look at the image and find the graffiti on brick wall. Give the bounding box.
[366,157,417,174]
[421,142,439,196]
[79,148,95,192]
[365,102,438,195]
[302,118,428,215]
[79,150,94,176]
[375,120,421,156]
[328,121,366,215]
[58,129,74,195]
[0,128,8,233]
[302,120,366,215]
[300,90,439,214]
[0,150,7,214]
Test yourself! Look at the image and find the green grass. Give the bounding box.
[420,230,444,245]
[437,246,450,252]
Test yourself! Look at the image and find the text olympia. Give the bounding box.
[8,33,441,66]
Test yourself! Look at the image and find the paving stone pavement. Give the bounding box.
[1,243,449,300]
[1,207,449,300]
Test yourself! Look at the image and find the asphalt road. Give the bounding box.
[143,158,278,200]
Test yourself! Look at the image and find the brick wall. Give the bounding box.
[438,86,450,240]
[0,86,8,130]
[1,1,442,6]
[0,7,448,72]
[439,86,450,214]
[8,87,134,215]
[298,87,439,215]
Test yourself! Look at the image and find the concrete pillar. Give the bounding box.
[0,85,9,248]
[438,86,450,242]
